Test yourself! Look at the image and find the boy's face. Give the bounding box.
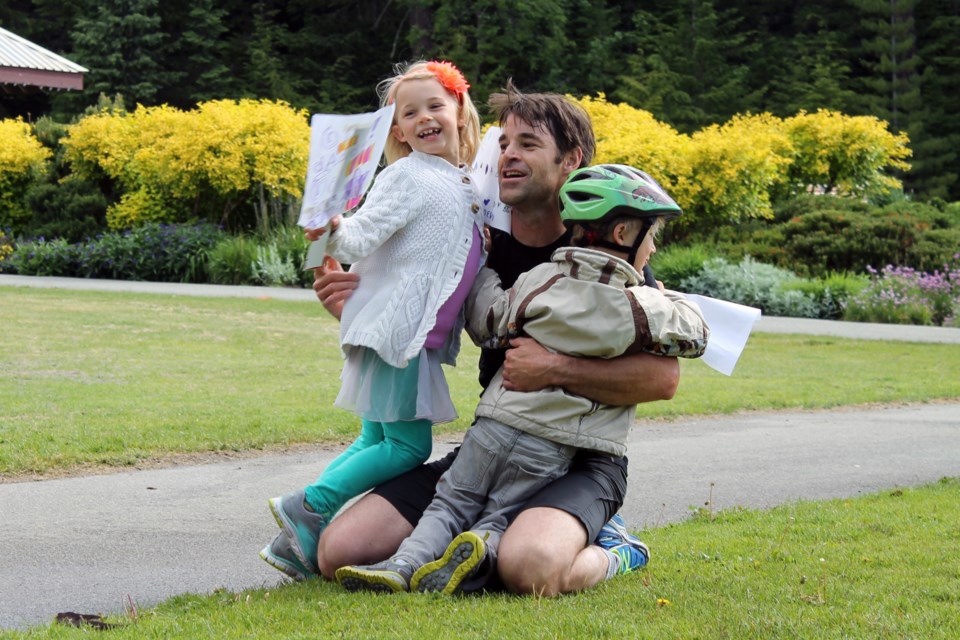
[497,114,579,212]
[612,219,660,272]
[632,227,658,272]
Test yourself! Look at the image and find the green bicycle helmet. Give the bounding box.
[559,164,681,263]
[560,164,681,224]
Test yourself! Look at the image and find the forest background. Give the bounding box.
[2,0,958,201]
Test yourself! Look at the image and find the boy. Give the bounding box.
[335,164,709,594]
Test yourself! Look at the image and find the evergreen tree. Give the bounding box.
[561,0,645,98]
[616,0,758,132]
[765,14,859,115]
[281,0,403,113]
[65,0,172,109]
[16,0,86,55]
[401,0,573,100]
[853,0,921,134]
[614,8,700,126]
[240,1,299,103]
[0,2,32,35]
[157,0,235,107]
[909,2,960,199]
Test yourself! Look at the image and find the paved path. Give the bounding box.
[2,275,959,630]
[1,404,958,630]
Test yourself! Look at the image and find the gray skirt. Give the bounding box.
[335,345,457,425]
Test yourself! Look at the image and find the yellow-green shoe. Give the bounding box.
[410,531,486,595]
[336,560,413,593]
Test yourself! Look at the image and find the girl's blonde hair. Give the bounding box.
[377,60,481,166]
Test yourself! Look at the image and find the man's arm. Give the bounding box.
[501,337,679,405]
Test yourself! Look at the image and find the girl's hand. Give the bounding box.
[304,216,343,241]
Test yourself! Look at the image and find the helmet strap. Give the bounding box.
[622,220,654,266]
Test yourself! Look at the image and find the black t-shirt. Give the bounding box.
[477,226,573,390]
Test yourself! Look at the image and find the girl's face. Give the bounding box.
[391,78,463,165]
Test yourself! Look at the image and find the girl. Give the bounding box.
[261,60,485,579]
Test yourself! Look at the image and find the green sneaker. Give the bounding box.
[268,490,328,574]
[260,532,315,581]
[410,531,486,595]
[336,560,413,593]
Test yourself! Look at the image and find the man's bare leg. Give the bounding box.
[316,493,413,580]
[497,507,610,596]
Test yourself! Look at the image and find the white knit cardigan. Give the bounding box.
[327,151,485,368]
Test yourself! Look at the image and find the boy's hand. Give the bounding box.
[312,255,358,321]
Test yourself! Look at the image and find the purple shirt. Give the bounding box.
[425,225,483,349]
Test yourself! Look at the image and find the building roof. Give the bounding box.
[0,26,87,91]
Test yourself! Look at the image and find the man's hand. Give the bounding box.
[312,255,358,321]
[304,216,342,241]
[501,337,561,391]
[502,337,679,405]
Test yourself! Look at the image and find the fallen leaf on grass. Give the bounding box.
[55,612,121,630]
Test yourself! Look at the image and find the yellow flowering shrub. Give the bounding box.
[62,100,310,229]
[0,229,14,265]
[106,187,174,229]
[573,94,689,193]
[0,118,52,231]
[674,113,794,233]
[575,95,912,238]
[782,109,911,197]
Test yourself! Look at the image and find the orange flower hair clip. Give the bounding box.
[426,60,470,99]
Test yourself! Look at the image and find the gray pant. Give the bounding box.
[395,417,577,568]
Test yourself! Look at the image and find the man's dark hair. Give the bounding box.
[488,79,595,168]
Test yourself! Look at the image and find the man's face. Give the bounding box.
[497,115,573,211]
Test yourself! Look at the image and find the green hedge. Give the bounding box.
[2,223,223,282]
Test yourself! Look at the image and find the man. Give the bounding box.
[309,83,679,595]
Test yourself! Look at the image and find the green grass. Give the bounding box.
[2,287,959,476]
[7,478,959,639]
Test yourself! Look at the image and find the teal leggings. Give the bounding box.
[303,418,432,516]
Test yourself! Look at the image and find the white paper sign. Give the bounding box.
[682,294,761,376]
[471,126,511,233]
[298,104,396,230]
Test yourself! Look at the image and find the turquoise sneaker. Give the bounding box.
[336,560,413,593]
[260,532,315,581]
[268,490,328,574]
[410,531,486,595]
[609,540,650,574]
[596,514,649,572]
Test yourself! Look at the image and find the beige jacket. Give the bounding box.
[465,247,708,456]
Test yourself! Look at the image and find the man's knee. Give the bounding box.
[498,534,567,596]
[497,507,587,597]
[316,494,413,580]
[316,520,350,580]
